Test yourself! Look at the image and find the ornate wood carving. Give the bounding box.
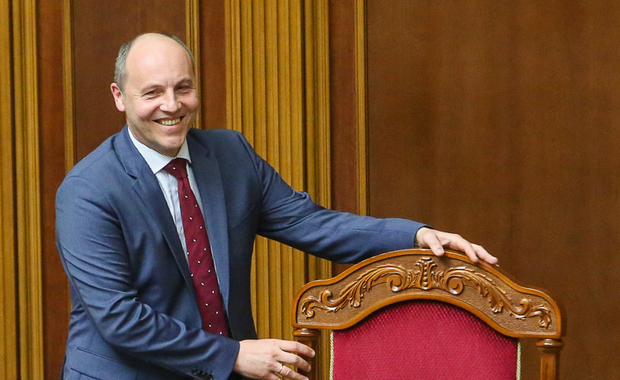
[301,257,552,329]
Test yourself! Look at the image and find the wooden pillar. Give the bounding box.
[293,327,320,379]
[536,338,564,380]
[11,0,44,378]
[0,0,18,378]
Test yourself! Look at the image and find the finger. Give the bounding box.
[472,244,498,265]
[428,239,446,256]
[277,340,315,358]
[264,372,281,380]
[462,244,480,263]
[418,230,445,256]
[447,238,499,265]
[279,364,310,380]
[276,351,311,373]
[442,235,479,263]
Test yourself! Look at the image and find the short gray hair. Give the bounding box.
[114,33,195,91]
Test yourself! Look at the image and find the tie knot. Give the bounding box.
[163,158,188,180]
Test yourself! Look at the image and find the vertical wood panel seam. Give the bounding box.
[315,4,332,377]
[0,0,17,377]
[250,0,266,328]
[225,0,242,133]
[13,0,44,377]
[355,0,368,216]
[316,0,331,210]
[62,0,74,172]
[186,0,202,130]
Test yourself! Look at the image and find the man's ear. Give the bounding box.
[110,83,126,112]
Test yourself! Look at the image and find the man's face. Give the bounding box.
[111,35,199,157]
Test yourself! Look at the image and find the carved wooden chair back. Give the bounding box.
[292,248,564,380]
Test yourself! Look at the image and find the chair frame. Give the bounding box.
[292,248,565,380]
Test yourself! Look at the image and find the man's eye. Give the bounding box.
[143,90,161,98]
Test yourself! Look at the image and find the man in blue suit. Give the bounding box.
[56,33,497,380]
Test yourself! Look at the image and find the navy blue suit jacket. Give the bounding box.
[56,127,424,380]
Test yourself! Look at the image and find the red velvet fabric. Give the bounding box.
[331,300,518,380]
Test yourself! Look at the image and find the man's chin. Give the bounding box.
[159,138,187,157]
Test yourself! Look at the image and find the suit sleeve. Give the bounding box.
[56,175,238,379]
[234,133,427,263]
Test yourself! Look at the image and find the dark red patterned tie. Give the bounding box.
[164,158,228,336]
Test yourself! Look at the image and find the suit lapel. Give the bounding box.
[187,133,231,312]
[114,127,197,299]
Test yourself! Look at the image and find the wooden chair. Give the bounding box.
[292,248,564,380]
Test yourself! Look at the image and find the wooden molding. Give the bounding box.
[355,0,368,216]
[224,0,242,134]
[0,0,17,378]
[12,0,44,378]
[304,0,331,210]
[186,0,202,129]
[62,0,75,172]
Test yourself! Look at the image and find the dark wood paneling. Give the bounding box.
[37,1,69,378]
[72,0,186,161]
[200,0,227,129]
[329,0,359,216]
[329,0,358,276]
[366,1,620,379]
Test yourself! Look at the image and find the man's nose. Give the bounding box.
[160,90,180,112]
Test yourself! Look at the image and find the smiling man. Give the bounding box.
[55,33,497,380]
[110,34,199,157]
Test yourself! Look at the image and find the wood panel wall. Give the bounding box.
[365,1,620,379]
[71,1,187,161]
[39,0,68,376]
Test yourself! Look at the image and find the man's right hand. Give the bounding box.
[233,339,315,380]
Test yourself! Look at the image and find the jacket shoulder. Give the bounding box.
[65,134,120,179]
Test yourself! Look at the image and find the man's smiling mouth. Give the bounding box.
[157,118,182,126]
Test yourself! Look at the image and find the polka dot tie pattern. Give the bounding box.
[164,158,228,337]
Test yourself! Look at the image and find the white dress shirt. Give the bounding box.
[128,128,206,264]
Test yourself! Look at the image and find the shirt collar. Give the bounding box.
[127,127,192,174]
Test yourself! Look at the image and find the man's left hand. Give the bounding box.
[415,227,498,265]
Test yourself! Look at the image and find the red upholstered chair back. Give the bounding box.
[331,300,518,380]
[292,249,564,380]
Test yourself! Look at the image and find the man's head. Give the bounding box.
[111,33,199,157]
